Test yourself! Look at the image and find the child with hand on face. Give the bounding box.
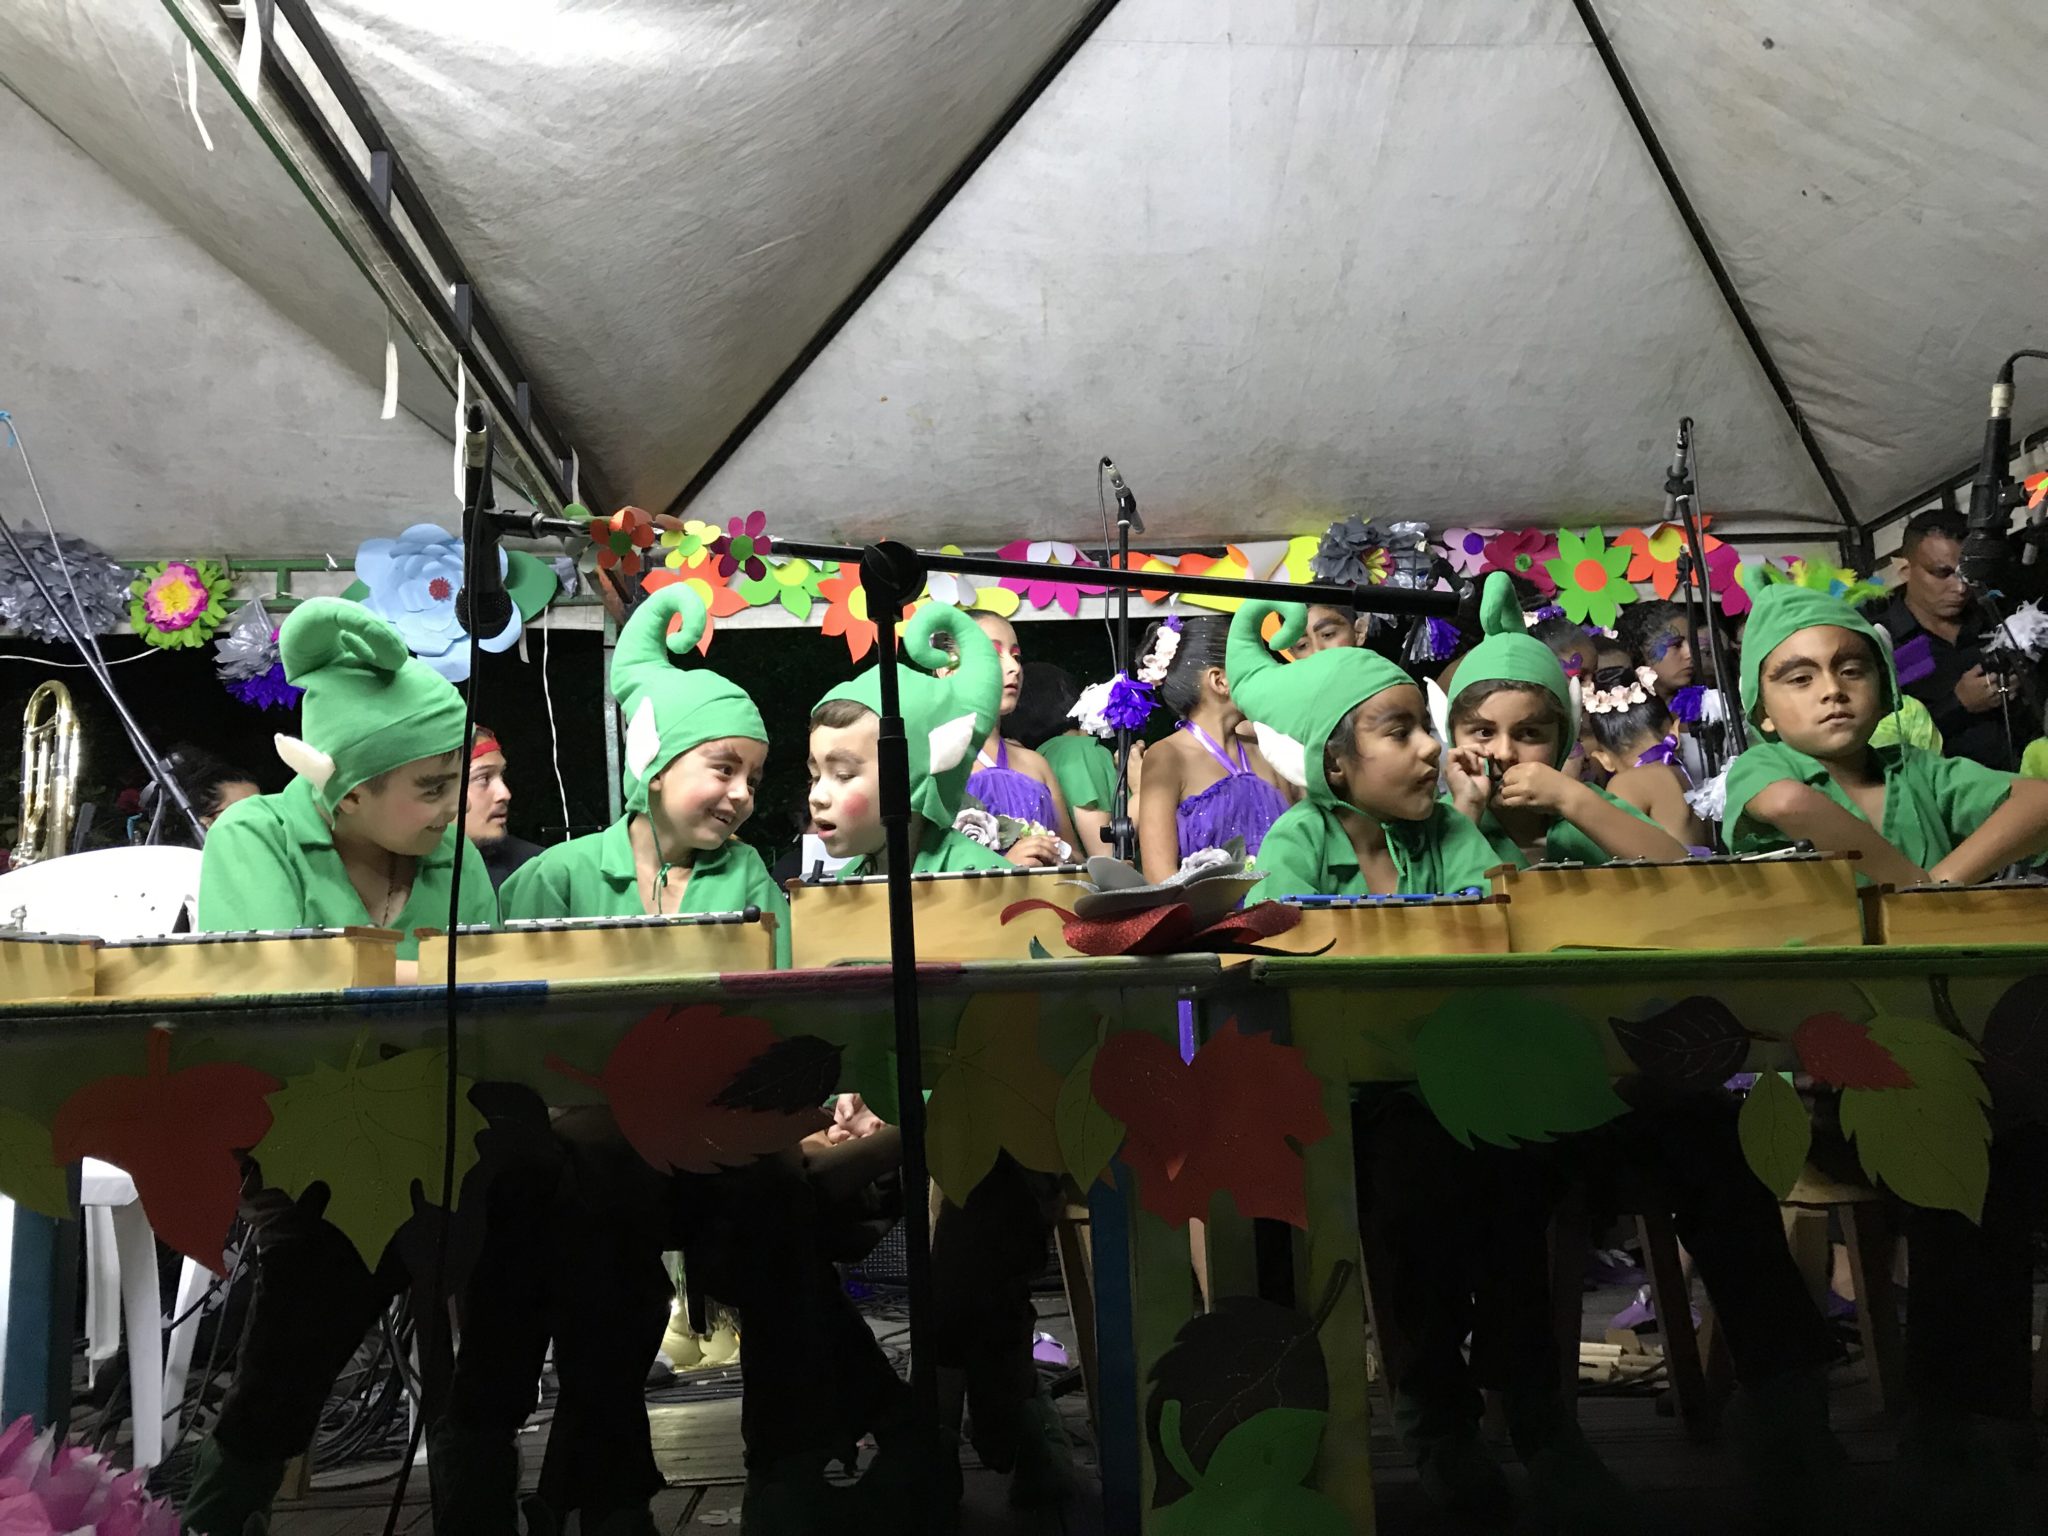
[1132,614,1297,884]
[1724,580,2048,1530]
[1226,599,1631,1528]
[1442,575,1689,869]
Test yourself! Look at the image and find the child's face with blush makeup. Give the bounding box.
[807,712,884,857]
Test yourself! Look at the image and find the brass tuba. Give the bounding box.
[13,680,80,866]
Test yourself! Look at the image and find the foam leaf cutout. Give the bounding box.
[1412,991,1626,1149]
[1608,997,1752,1091]
[250,1037,487,1264]
[1054,1047,1126,1192]
[1093,1022,1329,1228]
[52,1027,280,1273]
[1840,1081,1990,1221]
[1792,1012,1913,1089]
[1737,1069,1810,1199]
[0,1108,68,1219]
[924,993,1065,1204]
[549,1005,833,1175]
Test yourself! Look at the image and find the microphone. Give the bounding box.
[1963,363,2018,586]
[1661,420,1691,523]
[454,403,514,638]
[1101,456,1143,533]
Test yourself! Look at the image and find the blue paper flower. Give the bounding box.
[353,524,519,682]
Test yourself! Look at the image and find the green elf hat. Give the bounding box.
[1738,576,1897,738]
[273,597,468,815]
[818,605,1001,828]
[611,584,767,814]
[1445,571,1579,766]
[1226,599,1415,809]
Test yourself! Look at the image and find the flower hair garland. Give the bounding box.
[1137,615,1182,685]
[1585,674,1652,714]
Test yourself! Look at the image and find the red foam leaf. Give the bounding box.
[1091,1021,1330,1228]
[1792,1013,1915,1090]
[51,1028,280,1274]
[549,1004,829,1175]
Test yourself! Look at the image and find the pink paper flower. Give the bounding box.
[996,540,1108,617]
[709,510,772,582]
[1439,527,1498,577]
[0,1416,181,1534]
[1480,529,1560,596]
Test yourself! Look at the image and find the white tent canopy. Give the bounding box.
[4,0,2047,558]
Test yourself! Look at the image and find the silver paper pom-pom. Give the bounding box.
[1383,520,1435,590]
[1309,515,1383,586]
[213,594,282,683]
[0,524,130,645]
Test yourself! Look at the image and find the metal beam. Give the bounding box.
[665,0,1130,517]
[160,0,597,516]
[1571,0,1861,533]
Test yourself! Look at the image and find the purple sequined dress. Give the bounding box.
[1175,723,1291,862]
[967,738,1059,828]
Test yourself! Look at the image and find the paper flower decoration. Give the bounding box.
[641,558,747,655]
[996,540,1107,617]
[0,1415,182,1534]
[1615,519,1723,600]
[710,510,771,581]
[1309,516,1383,586]
[817,565,917,662]
[214,595,302,712]
[354,524,521,683]
[660,518,719,570]
[1103,674,1159,732]
[1480,529,1560,595]
[1544,527,1635,629]
[1382,520,1435,589]
[1178,547,1258,615]
[0,526,130,644]
[1439,527,1498,577]
[734,556,830,620]
[129,558,231,649]
[1708,543,1752,617]
[591,506,658,580]
[2028,471,2048,510]
[1116,550,1183,604]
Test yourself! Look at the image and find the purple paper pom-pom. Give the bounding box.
[1424,617,1462,661]
[1103,674,1158,732]
[1668,685,1706,725]
[229,661,304,712]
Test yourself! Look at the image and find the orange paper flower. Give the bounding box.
[817,565,914,662]
[641,556,745,654]
[1615,518,1721,600]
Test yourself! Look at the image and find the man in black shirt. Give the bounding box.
[464,724,543,886]
[1868,510,2032,770]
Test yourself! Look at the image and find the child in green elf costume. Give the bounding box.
[501,583,789,963]
[1726,580,2048,1532]
[806,603,1012,875]
[1228,596,1630,1529]
[1443,572,1687,866]
[496,585,916,1534]
[183,599,505,1533]
[806,606,1074,1508]
[1449,574,1850,1531]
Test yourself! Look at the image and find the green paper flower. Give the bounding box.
[734,557,829,620]
[1542,527,1635,629]
[129,558,231,649]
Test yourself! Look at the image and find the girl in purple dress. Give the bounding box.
[1582,664,1709,848]
[1131,615,1296,884]
[935,612,1080,865]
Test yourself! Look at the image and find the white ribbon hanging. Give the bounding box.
[451,359,467,502]
[184,41,215,152]
[381,311,399,420]
[235,0,265,102]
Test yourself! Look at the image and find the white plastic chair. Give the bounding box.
[1,845,210,1464]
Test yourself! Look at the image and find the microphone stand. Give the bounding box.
[1666,418,1745,760]
[1105,469,1144,862]
[774,533,1465,1441]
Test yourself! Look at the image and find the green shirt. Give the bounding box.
[1039,734,1118,812]
[1248,799,1510,901]
[2021,738,2048,782]
[1722,740,2014,871]
[839,825,1011,878]
[498,816,791,969]
[198,777,497,961]
[1474,785,1656,869]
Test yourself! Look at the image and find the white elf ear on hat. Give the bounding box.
[927,712,981,777]
[1252,724,1308,790]
[273,734,335,794]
